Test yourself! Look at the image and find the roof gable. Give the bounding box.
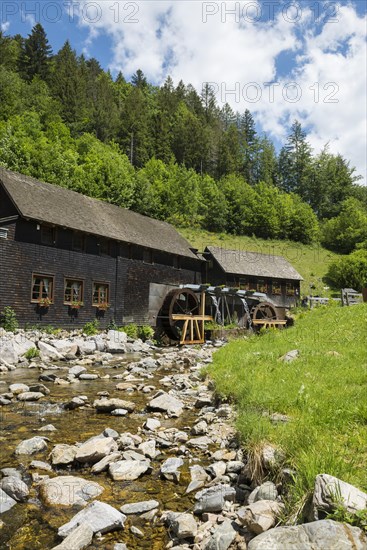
[0,168,198,260]
[206,246,303,281]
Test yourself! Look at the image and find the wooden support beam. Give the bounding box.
[173,291,213,345]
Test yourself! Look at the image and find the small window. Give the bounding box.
[92,282,110,307]
[286,282,295,296]
[143,249,153,264]
[31,274,54,305]
[257,280,268,293]
[72,233,85,252]
[173,255,181,269]
[0,227,8,239]
[99,239,110,256]
[64,279,84,306]
[239,278,249,290]
[272,281,282,295]
[41,225,55,246]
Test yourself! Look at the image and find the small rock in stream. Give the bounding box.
[75,436,118,464]
[93,398,135,413]
[120,500,159,515]
[15,436,48,455]
[39,476,104,506]
[58,500,126,537]
[148,392,184,416]
[51,522,93,550]
[51,444,77,466]
[144,418,161,431]
[0,488,17,514]
[160,457,184,482]
[194,485,236,514]
[109,460,151,481]
[17,391,45,401]
[163,511,198,540]
[0,476,29,502]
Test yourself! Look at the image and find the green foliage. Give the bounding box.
[321,198,367,254]
[19,23,52,82]
[24,347,40,359]
[137,325,155,341]
[327,506,367,533]
[120,324,139,339]
[118,324,154,340]
[208,304,367,519]
[310,146,360,219]
[83,319,100,336]
[0,306,19,332]
[107,319,119,331]
[0,23,364,251]
[326,249,367,291]
[42,325,59,335]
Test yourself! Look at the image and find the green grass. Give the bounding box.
[179,228,342,297]
[208,303,367,517]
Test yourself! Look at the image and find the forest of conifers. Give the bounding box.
[0,24,366,251]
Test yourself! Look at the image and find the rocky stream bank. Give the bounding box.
[0,328,366,549]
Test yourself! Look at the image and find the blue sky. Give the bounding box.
[1,1,366,181]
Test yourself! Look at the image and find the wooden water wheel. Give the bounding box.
[160,288,200,341]
[251,301,278,322]
[250,301,287,329]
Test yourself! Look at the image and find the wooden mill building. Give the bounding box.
[0,169,202,327]
[203,246,303,307]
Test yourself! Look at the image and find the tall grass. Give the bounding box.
[208,303,367,516]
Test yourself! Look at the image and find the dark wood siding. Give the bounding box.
[0,218,202,328]
[203,253,300,308]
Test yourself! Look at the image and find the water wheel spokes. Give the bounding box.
[160,288,200,341]
[251,301,278,322]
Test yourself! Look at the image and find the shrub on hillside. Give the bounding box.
[326,249,367,291]
[321,198,367,254]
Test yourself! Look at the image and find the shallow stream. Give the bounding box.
[0,352,213,549]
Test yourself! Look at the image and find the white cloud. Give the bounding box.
[73,1,366,182]
[1,22,10,32]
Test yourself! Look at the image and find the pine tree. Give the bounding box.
[278,120,313,200]
[131,69,147,89]
[91,71,120,142]
[51,41,86,126]
[19,24,52,81]
[254,135,277,185]
[239,109,257,184]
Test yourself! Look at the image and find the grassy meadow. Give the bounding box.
[179,228,342,297]
[207,303,367,517]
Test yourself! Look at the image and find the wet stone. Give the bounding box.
[17,391,45,401]
[93,398,135,413]
[29,460,52,472]
[109,460,151,481]
[15,436,48,455]
[120,499,159,515]
[111,409,128,416]
[0,488,17,514]
[75,436,118,464]
[51,444,77,466]
[39,475,104,507]
[0,476,29,502]
[58,500,126,537]
[160,457,184,482]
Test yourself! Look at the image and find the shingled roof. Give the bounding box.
[206,246,303,281]
[0,168,199,260]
